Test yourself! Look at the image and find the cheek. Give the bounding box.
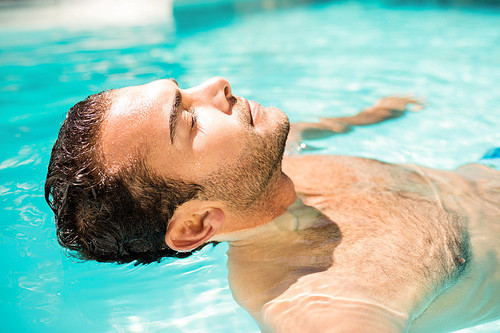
[192,113,247,168]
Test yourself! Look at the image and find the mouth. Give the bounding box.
[236,95,261,127]
[243,97,261,127]
[249,100,260,126]
[243,97,253,126]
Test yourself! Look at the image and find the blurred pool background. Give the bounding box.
[1,0,499,331]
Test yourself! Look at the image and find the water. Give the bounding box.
[1,0,499,331]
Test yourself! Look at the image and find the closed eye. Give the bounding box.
[189,108,198,130]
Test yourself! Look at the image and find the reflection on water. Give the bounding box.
[1,0,499,331]
[0,0,174,29]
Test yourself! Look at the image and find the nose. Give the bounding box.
[183,76,234,113]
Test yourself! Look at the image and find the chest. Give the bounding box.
[228,186,469,322]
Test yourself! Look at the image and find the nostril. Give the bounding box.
[224,85,236,105]
[224,85,232,98]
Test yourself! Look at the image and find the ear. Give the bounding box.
[165,200,225,252]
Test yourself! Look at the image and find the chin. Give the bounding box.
[267,106,289,129]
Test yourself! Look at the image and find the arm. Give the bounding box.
[286,96,423,145]
[263,294,409,333]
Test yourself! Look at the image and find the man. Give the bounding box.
[45,77,500,332]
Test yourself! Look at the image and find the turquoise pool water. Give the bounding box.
[1,0,499,331]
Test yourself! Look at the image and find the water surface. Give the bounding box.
[1,0,499,331]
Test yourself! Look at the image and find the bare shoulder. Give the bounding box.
[282,155,415,195]
[456,163,500,187]
[283,154,386,170]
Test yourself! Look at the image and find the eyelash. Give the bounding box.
[189,108,197,129]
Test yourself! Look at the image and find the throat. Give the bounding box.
[212,197,324,244]
[227,198,341,262]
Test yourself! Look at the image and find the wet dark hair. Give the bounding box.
[45,91,205,264]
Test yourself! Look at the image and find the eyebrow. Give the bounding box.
[169,90,182,144]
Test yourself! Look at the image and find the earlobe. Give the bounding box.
[165,203,225,252]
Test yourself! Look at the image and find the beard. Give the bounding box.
[199,106,290,212]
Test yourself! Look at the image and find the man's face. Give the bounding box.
[100,77,290,210]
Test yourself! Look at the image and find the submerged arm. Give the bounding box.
[286,96,423,146]
[263,294,409,333]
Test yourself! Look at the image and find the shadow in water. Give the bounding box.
[226,208,342,318]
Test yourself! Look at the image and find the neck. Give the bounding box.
[259,171,297,218]
[211,171,298,241]
[211,199,302,242]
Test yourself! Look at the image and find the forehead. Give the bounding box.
[100,80,177,173]
[109,80,173,116]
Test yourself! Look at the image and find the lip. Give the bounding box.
[243,97,253,126]
[248,100,260,126]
